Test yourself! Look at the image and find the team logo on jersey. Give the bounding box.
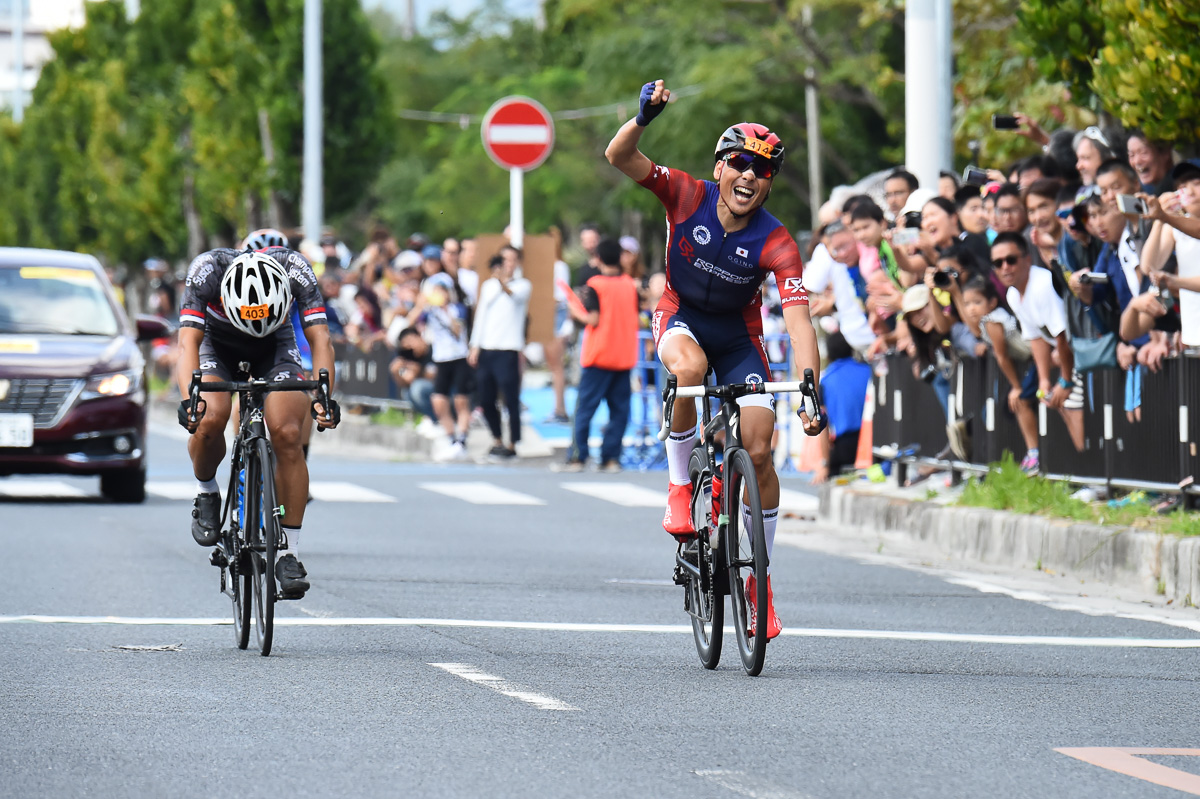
[784,277,805,293]
[745,372,764,388]
[652,311,664,340]
[736,247,749,258]
[274,371,293,382]
[200,360,218,371]
[186,259,214,287]
[692,225,712,246]
[287,347,302,365]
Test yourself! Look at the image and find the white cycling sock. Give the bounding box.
[666,426,697,487]
[197,477,219,494]
[740,500,780,575]
[280,524,300,560]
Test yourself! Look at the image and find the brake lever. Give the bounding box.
[188,370,203,427]
[315,368,331,433]
[657,373,678,441]
[797,367,825,430]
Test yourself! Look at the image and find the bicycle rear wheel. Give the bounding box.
[252,439,279,657]
[725,448,768,676]
[685,447,722,669]
[230,534,251,650]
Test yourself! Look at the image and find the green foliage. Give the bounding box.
[1020,0,1200,142]
[960,452,1200,535]
[1,0,391,265]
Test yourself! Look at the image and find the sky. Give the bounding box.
[361,0,541,31]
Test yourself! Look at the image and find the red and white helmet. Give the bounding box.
[220,252,292,338]
[241,228,288,251]
[714,122,786,169]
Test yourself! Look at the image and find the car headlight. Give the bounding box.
[80,369,142,401]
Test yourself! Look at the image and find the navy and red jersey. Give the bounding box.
[637,163,808,314]
[179,247,327,347]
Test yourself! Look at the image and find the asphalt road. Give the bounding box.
[2,427,1199,798]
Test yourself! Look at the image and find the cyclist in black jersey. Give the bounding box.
[176,245,339,598]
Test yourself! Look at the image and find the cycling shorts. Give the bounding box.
[199,329,305,382]
[432,358,474,397]
[651,291,774,410]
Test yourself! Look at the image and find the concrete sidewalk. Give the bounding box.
[806,475,1200,608]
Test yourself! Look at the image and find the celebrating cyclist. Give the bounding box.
[605,79,824,639]
[176,229,339,599]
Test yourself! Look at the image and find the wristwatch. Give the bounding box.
[1057,377,1074,390]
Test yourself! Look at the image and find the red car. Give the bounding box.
[0,248,168,502]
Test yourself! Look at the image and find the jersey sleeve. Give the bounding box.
[636,163,707,224]
[762,227,808,308]
[274,248,327,328]
[179,251,225,330]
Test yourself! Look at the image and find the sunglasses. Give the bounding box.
[991,254,1022,268]
[723,151,777,180]
[1055,208,1073,220]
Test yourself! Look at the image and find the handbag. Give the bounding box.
[1073,331,1118,372]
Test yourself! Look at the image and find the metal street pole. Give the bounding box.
[904,0,951,190]
[13,0,23,123]
[302,0,323,245]
[509,168,524,249]
[803,5,821,228]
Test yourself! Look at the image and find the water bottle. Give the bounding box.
[236,467,246,529]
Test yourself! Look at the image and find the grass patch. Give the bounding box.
[958,452,1200,536]
[369,407,418,428]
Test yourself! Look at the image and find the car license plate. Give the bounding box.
[0,414,34,448]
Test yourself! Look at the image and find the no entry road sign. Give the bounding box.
[481,96,555,171]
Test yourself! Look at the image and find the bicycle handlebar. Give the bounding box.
[184,368,332,431]
[656,368,822,442]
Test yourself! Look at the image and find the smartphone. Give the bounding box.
[892,227,921,247]
[1117,194,1148,216]
[992,114,1020,130]
[962,166,988,187]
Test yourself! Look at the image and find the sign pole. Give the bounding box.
[509,168,524,249]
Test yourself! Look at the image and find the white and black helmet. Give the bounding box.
[220,252,292,338]
[241,228,288,251]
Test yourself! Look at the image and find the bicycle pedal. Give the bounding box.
[209,548,228,568]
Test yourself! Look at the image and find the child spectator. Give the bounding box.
[814,332,872,482]
[560,238,640,472]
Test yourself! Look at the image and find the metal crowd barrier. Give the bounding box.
[332,341,412,411]
[873,350,1200,500]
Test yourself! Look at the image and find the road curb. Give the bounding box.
[819,482,1200,607]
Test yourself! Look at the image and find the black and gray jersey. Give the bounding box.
[178,247,326,347]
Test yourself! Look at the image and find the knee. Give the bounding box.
[746,438,773,475]
[194,407,230,444]
[269,421,303,452]
[664,350,707,386]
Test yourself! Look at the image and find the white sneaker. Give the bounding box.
[450,441,468,461]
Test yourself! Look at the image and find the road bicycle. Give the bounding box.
[184,364,331,657]
[658,368,820,676]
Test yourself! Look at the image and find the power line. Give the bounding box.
[395,84,705,127]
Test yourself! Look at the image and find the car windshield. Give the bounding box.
[0,265,120,336]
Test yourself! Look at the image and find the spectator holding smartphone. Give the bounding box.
[1130,161,1200,348]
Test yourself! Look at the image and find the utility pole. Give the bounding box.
[904,0,952,190]
[803,5,821,228]
[302,0,322,245]
[404,0,415,39]
[12,0,23,123]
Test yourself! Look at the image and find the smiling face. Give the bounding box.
[1026,192,1060,235]
[1127,136,1172,188]
[920,201,958,247]
[713,156,773,218]
[991,240,1030,289]
[1179,175,1200,214]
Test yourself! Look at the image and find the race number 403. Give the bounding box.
[240,304,269,321]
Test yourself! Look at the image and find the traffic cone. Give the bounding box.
[854,380,875,469]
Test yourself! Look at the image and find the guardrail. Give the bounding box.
[872,350,1200,502]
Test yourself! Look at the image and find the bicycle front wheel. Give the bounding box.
[724,448,768,676]
[252,438,280,657]
[231,534,251,650]
[686,446,722,669]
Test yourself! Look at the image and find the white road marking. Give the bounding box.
[429,662,579,711]
[419,481,545,505]
[146,481,397,503]
[563,482,666,507]
[0,480,89,499]
[778,489,819,514]
[307,482,396,503]
[695,770,816,799]
[605,578,676,586]
[2,614,1198,648]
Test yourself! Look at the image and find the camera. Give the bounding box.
[1077,272,1109,285]
[919,364,938,383]
[932,268,959,287]
[992,114,1020,130]
[1117,194,1148,216]
[903,211,922,229]
[962,166,988,187]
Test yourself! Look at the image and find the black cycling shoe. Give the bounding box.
[275,554,310,599]
[191,492,221,546]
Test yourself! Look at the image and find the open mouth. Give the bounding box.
[732,186,755,202]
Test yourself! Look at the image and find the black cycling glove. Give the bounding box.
[177,398,205,431]
[635,82,666,127]
[312,397,341,428]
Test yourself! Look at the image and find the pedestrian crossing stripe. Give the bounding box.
[0,478,819,510]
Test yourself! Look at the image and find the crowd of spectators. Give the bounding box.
[806,114,1200,490]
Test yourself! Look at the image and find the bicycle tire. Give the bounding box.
[724,448,768,676]
[231,530,251,650]
[253,438,279,657]
[686,447,722,669]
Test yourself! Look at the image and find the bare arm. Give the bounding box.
[782,303,821,384]
[175,327,204,399]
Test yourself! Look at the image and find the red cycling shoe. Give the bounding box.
[663,482,696,540]
[745,572,782,640]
